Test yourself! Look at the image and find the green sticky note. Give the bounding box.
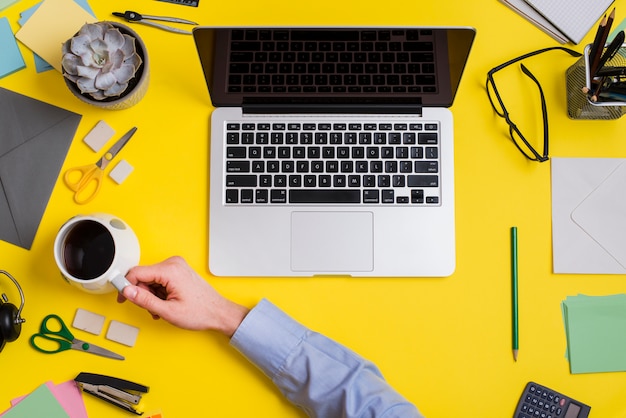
[563,294,626,374]
[2,384,69,417]
[0,0,20,11]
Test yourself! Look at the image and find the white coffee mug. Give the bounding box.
[54,213,140,294]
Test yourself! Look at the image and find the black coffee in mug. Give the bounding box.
[63,220,115,280]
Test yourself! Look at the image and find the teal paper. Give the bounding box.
[562,294,626,374]
[2,384,69,417]
[0,17,25,78]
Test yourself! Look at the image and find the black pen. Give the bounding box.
[605,82,626,93]
[596,30,625,74]
[596,66,626,76]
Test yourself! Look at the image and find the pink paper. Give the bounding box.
[3,380,87,418]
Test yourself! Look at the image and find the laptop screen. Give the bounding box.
[193,27,475,110]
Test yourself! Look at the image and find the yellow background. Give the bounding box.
[1,0,626,416]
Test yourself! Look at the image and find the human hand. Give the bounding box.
[118,256,249,337]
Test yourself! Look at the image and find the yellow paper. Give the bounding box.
[15,0,96,72]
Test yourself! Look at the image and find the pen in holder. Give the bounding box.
[566,43,626,120]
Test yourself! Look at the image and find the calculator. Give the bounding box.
[514,382,591,418]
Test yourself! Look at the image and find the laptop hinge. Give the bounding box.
[242,101,423,116]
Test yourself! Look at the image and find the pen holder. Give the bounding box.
[566,44,626,120]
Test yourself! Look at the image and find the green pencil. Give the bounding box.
[511,226,519,361]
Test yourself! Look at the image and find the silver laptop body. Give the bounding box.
[193,27,475,277]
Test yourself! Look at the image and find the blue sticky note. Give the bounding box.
[0,17,25,78]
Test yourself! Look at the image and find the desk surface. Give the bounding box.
[1,0,626,416]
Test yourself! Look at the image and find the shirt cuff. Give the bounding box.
[230,298,306,379]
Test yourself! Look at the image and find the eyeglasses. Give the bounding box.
[486,47,581,162]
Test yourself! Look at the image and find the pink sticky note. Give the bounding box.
[50,381,88,418]
[7,381,87,418]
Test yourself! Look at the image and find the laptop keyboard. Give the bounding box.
[226,29,437,94]
[224,119,442,205]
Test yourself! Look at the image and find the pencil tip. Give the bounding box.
[513,350,518,361]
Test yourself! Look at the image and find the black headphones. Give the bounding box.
[0,271,26,352]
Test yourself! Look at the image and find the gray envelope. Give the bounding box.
[0,87,81,249]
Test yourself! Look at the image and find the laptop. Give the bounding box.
[192,26,475,277]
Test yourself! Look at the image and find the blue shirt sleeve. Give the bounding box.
[230,299,424,418]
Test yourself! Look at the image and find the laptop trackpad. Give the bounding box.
[291,211,374,272]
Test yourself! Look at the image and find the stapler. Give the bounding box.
[75,372,149,415]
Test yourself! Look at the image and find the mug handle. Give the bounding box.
[110,273,132,292]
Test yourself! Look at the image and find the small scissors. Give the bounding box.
[30,314,124,360]
[112,10,198,35]
[64,127,137,204]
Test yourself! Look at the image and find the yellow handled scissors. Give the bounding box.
[64,127,137,204]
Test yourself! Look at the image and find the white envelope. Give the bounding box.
[551,157,626,274]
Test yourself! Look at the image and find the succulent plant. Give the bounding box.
[61,22,143,100]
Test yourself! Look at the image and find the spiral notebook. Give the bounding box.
[500,0,567,43]
[526,0,614,43]
[503,0,614,44]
